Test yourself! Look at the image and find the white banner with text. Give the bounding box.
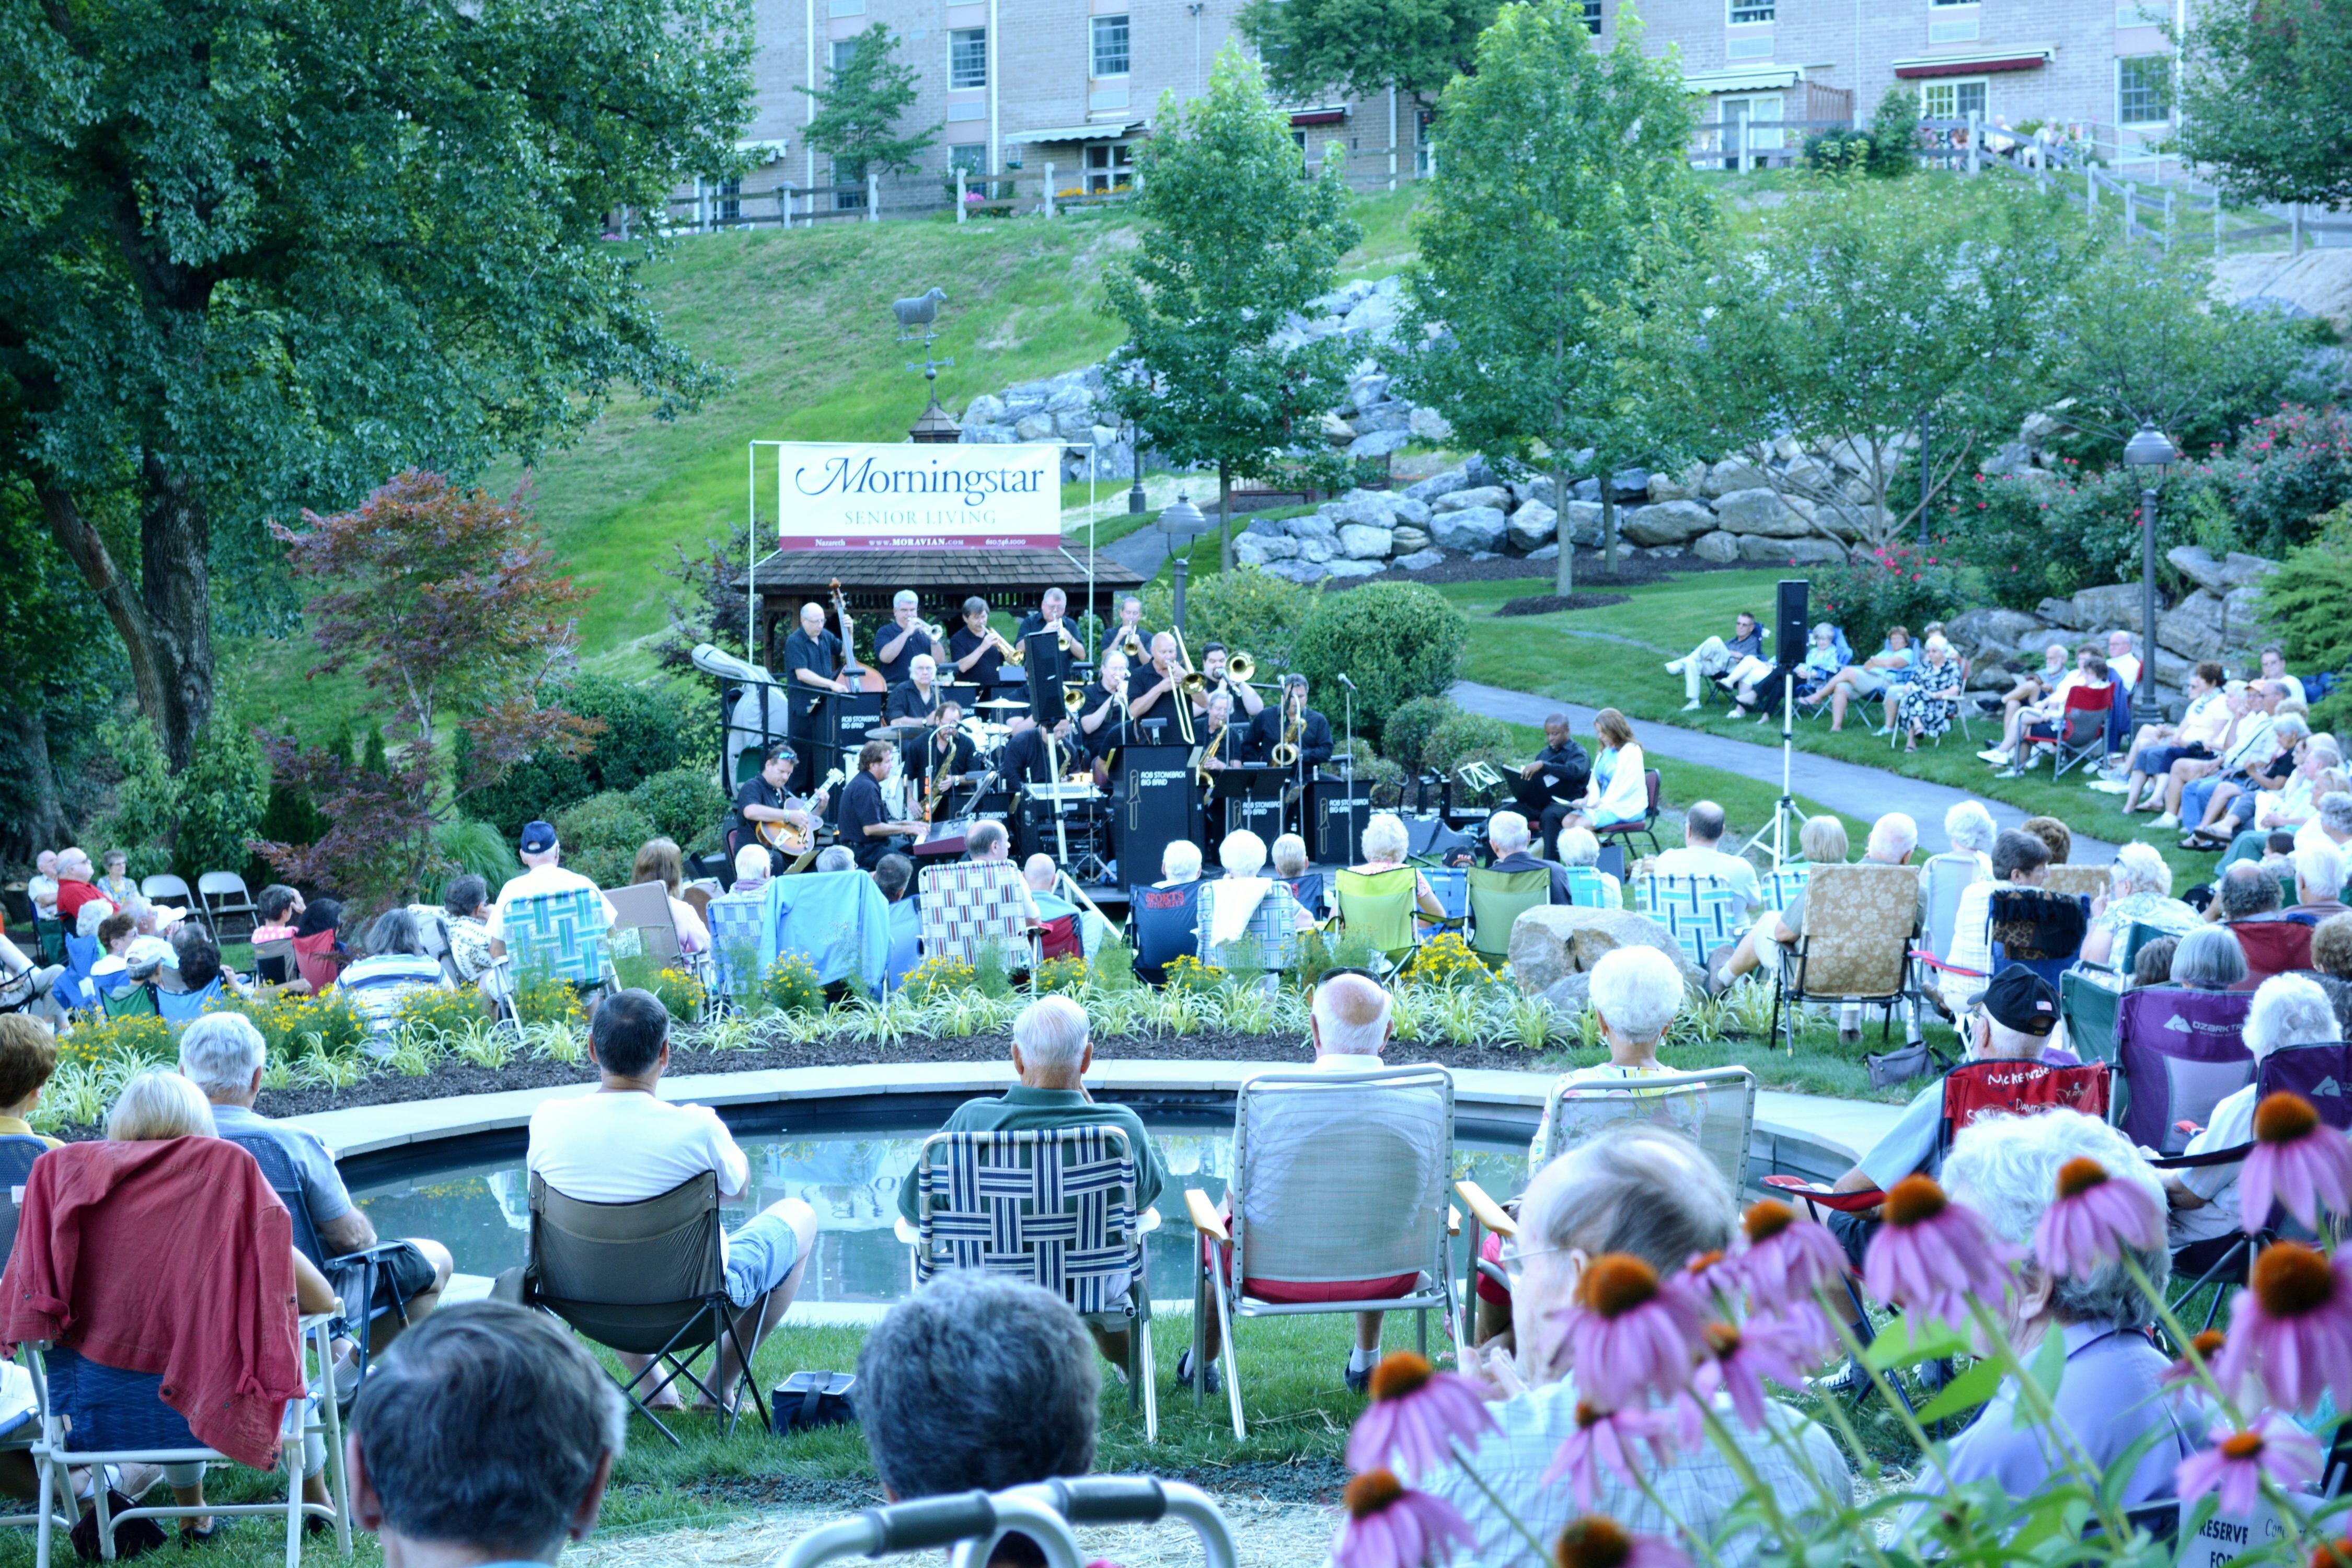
[769,442,1064,550]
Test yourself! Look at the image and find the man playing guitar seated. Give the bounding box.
[727,743,832,874]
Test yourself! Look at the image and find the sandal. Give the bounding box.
[1904,740,1919,754]
[180,1522,222,1550]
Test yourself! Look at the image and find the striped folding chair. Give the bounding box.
[499,886,613,991]
[704,890,769,1007]
[1195,880,1305,972]
[1641,875,1744,972]
[1561,867,1619,909]
[919,861,1038,967]
[904,1128,1158,1442]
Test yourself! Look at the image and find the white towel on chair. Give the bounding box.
[1210,879,1273,948]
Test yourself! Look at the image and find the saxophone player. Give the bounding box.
[899,700,979,816]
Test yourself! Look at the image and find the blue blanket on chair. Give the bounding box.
[762,872,891,996]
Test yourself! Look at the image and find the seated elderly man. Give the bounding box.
[1482,811,1574,906]
[1922,1111,2205,1512]
[2080,840,2200,967]
[1650,800,1761,908]
[898,995,1163,1366]
[1438,1126,1851,1567]
[1158,838,1204,887]
[180,1013,453,1350]
[2164,973,2339,1274]
[2289,841,2349,922]
[857,1273,1099,1565]
[529,990,818,1413]
[1184,973,1445,1395]
[813,845,857,873]
[1197,830,1311,969]
[2213,860,2313,979]
[1553,827,1620,909]
[348,1302,623,1568]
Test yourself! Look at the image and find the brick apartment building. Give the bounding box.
[693,0,2189,215]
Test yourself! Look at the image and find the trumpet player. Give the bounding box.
[873,590,939,687]
[1016,586,1085,717]
[948,596,1025,694]
[1108,593,1152,662]
[1191,643,1265,719]
[1248,673,1332,768]
[884,652,947,723]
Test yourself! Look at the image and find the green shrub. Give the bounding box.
[397,986,488,1043]
[175,705,270,879]
[1806,543,1967,654]
[2217,405,2352,559]
[1381,697,1459,776]
[1423,712,1512,773]
[552,791,655,891]
[1800,126,1873,173]
[1140,563,1319,668]
[1864,86,1918,178]
[423,819,519,903]
[632,767,730,852]
[1939,463,2212,608]
[464,673,699,836]
[2258,504,2352,732]
[1292,582,1467,745]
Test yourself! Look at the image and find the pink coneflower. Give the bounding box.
[1330,1470,1473,1568]
[2163,1328,2229,1391]
[2240,1093,2352,1235]
[2216,1241,2352,1414]
[1862,1176,2016,1329]
[2176,1413,2322,1517]
[1541,1402,1674,1509]
[1733,1199,1848,1311]
[2034,1156,2164,1278]
[1694,1316,1816,1431]
[1345,1353,1498,1481]
[1553,1254,1706,1408]
[1551,1514,1692,1568]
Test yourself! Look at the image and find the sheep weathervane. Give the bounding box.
[894,286,953,384]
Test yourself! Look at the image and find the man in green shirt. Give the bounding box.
[897,994,1166,1225]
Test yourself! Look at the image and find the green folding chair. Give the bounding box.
[1334,867,1420,974]
[1466,868,1550,966]
[2060,969,2124,1066]
[99,984,158,1021]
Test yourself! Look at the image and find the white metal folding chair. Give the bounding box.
[1183,1064,1458,1439]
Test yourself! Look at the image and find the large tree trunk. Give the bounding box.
[3,706,69,859]
[1552,461,1572,597]
[36,463,215,770]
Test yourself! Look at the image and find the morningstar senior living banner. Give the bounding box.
[770,442,1064,550]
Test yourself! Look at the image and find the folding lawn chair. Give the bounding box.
[195,872,259,941]
[152,975,225,1027]
[901,1128,1159,1442]
[1466,867,1549,965]
[1195,879,1304,972]
[1333,867,1420,975]
[1417,866,1468,936]
[704,889,768,1008]
[779,1477,1240,1568]
[2060,967,2126,1066]
[2016,685,2115,779]
[2227,918,2313,984]
[2044,865,2111,902]
[1640,875,1744,973]
[1561,867,1618,909]
[1772,863,1921,1051]
[2110,986,2255,1157]
[921,860,1038,968]
[1590,770,1664,859]
[1129,881,1203,986]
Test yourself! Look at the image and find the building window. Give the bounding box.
[1085,142,1134,193]
[1727,1,1773,22]
[1580,0,1601,30]
[2117,55,2170,124]
[832,160,866,209]
[711,175,741,225]
[831,39,860,75]
[1091,15,1129,77]
[949,143,988,174]
[950,28,987,88]
[1919,77,1987,121]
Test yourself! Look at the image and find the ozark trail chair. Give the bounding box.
[2109,985,2255,1157]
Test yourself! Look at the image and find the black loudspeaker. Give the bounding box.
[1775,579,1810,669]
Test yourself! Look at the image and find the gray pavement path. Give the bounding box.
[1451,679,2117,864]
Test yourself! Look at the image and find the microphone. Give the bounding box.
[1336,673,1357,691]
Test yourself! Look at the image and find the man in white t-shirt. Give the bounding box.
[527,989,818,1412]
[2102,629,2142,695]
[1648,801,1762,910]
[2260,646,2307,708]
[489,820,619,945]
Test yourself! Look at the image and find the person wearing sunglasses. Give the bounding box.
[1435,1126,1852,1565]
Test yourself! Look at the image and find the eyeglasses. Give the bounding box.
[1497,1240,1567,1285]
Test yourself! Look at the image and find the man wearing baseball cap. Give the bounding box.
[488,820,619,949]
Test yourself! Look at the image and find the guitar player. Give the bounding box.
[728,742,832,875]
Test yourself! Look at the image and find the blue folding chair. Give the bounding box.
[153,975,225,1026]
[1417,867,1468,933]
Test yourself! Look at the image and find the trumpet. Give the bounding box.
[1111,625,1149,661]
[1045,617,1082,656]
[919,619,949,643]
[1225,651,1256,685]
[988,625,1024,664]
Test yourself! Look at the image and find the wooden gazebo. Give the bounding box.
[740,547,1143,667]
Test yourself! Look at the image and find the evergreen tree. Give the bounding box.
[799,24,941,188]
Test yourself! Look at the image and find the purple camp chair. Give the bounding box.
[2111,985,2255,1156]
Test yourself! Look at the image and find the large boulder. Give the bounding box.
[1561,501,1605,547]
[1348,429,1412,459]
[1648,463,1705,504]
[1946,607,2045,660]
[2166,546,2279,596]
[2070,582,2156,632]
[1338,523,1394,560]
[1622,500,1715,546]
[1288,514,1338,541]
[1389,497,1433,527]
[1233,532,1300,566]
[1296,534,1337,564]
[1404,468,1469,504]
[1508,906,1701,999]
[1326,489,1399,528]
[1324,558,1385,578]
[1738,535,1844,564]
[2159,585,2266,661]
[962,393,1007,426]
[1014,413,1056,441]
[1704,458,1770,498]
[1394,548,1446,571]
[1265,559,1329,584]
[1691,529,1742,563]
[1408,405,1455,443]
[1540,972,1592,1017]
[1781,455,1835,492]
[1431,505,1508,552]
[1353,402,1413,435]
[1507,501,1558,551]
[1434,485,1512,514]
[1319,412,1357,443]
[1713,488,1814,538]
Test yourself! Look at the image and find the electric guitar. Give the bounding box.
[758,767,846,854]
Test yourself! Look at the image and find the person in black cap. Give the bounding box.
[488,819,617,949]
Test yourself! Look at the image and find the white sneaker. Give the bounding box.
[2151,812,2179,829]
[1662,660,1683,674]
[1977,748,2010,764]
[2088,778,2128,794]
[1680,699,1702,712]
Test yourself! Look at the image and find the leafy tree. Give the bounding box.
[1139,564,1319,668]
[0,484,120,855]
[0,0,752,769]
[1653,175,2076,556]
[1102,48,1362,571]
[1865,84,1921,178]
[2041,246,2305,459]
[1397,2,1707,592]
[799,24,940,187]
[1236,0,1495,112]
[1290,581,1466,745]
[2176,0,2352,207]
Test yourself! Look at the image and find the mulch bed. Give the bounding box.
[227,1029,1559,1125]
[1496,593,1632,616]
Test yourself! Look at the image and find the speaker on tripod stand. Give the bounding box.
[1749,579,1809,869]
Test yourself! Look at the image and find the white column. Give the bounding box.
[867,170,879,221]
[1387,87,1398,193]
[1044,161,1056,218]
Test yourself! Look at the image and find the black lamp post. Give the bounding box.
[1159,493,1207,631]
[2123,421,2179,709]
[1126,422,1148,514]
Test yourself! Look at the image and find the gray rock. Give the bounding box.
[1408,405,1454,443]
[1088,423,1120,452]
[2020,411,2061,444]
[1265,559,1330,584]
[1691,529,1742,564]
[962,394,1006,426]
[1390,525,1431,550]
[1463,455,1505,489]
[1646,545,1685,559]
[1781,455,1834,492]
[1353,402,1413,435]
[1243,516,1289,536]
[1648,464,1704,504]
[1561,501,1605,547]
[1712,488,1813,538]
[1319,413,1357,443]
[1469,550,1501,562]
[1348,429,1412,459]
[1045,383,1092,413]
[1527,544,1560,562]
[1394,548,1446,572]
[1705,459,1771,497]
[1431,505,1508,552]
[1288,515,1338,542]
[1014,413,1056,441]
[960,424,1016,445]
[1508,905,1701,998]
[1572,477,1601,502]
[1771,435,1806,463]
[1346,374,1391,410]
[2165,545,2279,596]
[1940,608,2040,659]
[1738,535,1844,564]
[1326,489,1399,528]
[2157,589,2266,661]
[1233,531,1299,565]
[2070,582,2154,632]
[1053,409,1094,441]
[1434,485,1512,514]
[1980,441,2035,478]
[1338,523,1394,559]
[1403,469,1468,504]
[1324,558,1386,578]
[1622,500,1714,547]
[2036,597,2082,630]
[1296,534,1337,564]
[1389,497,1432,527]
[1343,287,1406,343]
[1539,973,1591,1017]
[1507,501,1558,551]
[1611,467,1650,500]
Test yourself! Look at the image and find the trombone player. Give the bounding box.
[1123,631,1198,744]
[1248,674,1332,769]
[1190,643,1266,721]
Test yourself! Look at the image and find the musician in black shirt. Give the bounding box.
[1248,675,1332,767]
[1015,586,1085,718]
[885,655,947,724]
[1124,632,1190,745]
[725,744,831,874]
[872,590,938,688]
[947,595,1023,697]
[782,602,849,794]
[1077,653,1135,760]
[1509,713,1592,860]
[1001,714,1073,788]
[1104,593,1152,666]
[836,741,927,871]
[1192,643,1265,721]
[900,702,979,815]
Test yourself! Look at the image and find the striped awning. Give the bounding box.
[1005,122,1143,144]
[1892,46,2054,78]
[1682,66,1803,94]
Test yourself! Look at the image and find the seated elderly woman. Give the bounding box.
[1943,799,1998,878]
[1553,827,1621,909]
[1436,1126,1851,1567]
[1707,814,1852,993]
[813,845,857,874]
[338,909,454,1037]
[2164,973,2341,1275]
[433,875,494,983]
[2079,840,2201,967]
[1268,833,1325,919]
[1196,830,1312,971]
[1347,813,1447,918]
[2168,924,2249,993]
[1929,1109,2206,1511]
[14,1071,342,1543]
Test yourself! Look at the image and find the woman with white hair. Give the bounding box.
[730,842,771,894]
[1268,833,1325,919]
[2163,973,2340,1271]
[1932,1110,2203,1512]
[1524,948,1686,1166]
[1553,827,1621,909]
[1943,800,1998,874]
[1892,635,1963,752]
[2079,840,2199,967]
[1348,812,1446,918]
[1196,830,1311,969]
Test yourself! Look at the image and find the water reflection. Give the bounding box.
[356,1123,1533,1307]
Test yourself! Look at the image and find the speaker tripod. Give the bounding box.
[1747,662,1802,870]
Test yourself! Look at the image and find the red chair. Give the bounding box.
[1591,769,1663,858]
[2016,685,2114,778]
[2228,918,2314,984]
[290,929,345,993]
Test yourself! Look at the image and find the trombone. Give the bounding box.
[1166,628,1200,746]
[1270,685,1304,768]
[1225,651,1256,686]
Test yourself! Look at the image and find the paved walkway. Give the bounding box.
[1452,679,2118,863]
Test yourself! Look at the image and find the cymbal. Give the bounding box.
[865,721,929,739]
[976,698,1030,711]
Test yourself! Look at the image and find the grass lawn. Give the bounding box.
[1446,567,2208,884]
